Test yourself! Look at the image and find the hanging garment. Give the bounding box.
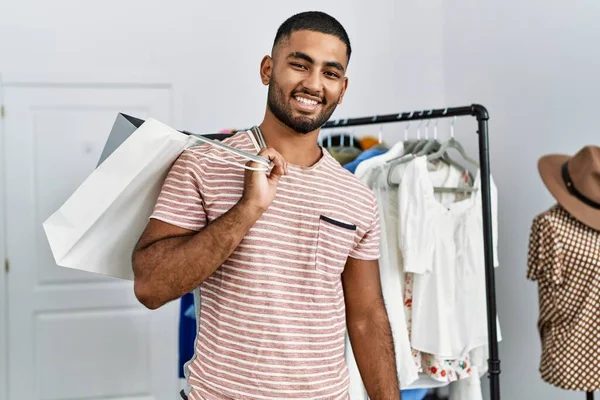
[354,141,405,183]
[346,162,419,400]
[527,204,600,391]
[343,147,389,174]
[347,157,477,398]
[402,388,430,400]
[359,136,382,151]
[398,156,500,359]
[329,146,361,165]
[151,129,382,399]
[178,293,196,379]
[321,133,364,150]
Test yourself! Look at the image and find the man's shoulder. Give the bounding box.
[182,130,254,162]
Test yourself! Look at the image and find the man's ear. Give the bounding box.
[260,55,273,86]
[338,77,349,104]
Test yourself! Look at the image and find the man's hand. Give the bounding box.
[241,147,288,212]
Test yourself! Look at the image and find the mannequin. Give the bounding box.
[528,145,600,399]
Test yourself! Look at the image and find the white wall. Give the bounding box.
[0,0,446,133]
[443,1,600,399]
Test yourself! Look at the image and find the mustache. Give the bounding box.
[292,90,326,104]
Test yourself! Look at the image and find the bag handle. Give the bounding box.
[248,126,267,152]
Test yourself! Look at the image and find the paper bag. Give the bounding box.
[43,116,200,280]
[97,113,145,166]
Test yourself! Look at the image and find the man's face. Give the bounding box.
[263,30,349,134]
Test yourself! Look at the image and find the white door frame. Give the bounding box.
[0,71,182,400]
[0,71,182,126]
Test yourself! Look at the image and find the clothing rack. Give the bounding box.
[322,104,501,400]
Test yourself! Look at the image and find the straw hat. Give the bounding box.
[538,145,600,231]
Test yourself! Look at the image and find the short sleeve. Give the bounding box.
[527,215,564,285]
[349,193,381,260]
[150,149,207,231]
[398,158,435,274]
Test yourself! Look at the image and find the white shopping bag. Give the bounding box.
[42,115,267,280]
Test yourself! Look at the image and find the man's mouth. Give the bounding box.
[293,95,322,112]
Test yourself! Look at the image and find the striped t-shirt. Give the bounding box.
[150,130,381,399]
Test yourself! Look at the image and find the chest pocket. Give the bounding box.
[315,215,357,275]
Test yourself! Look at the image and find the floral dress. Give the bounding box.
[404,272,473,383]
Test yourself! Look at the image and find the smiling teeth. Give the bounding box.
[296,97,318,105]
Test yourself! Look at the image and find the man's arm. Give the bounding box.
[132,147,287,310]
[342,257,400,400]
[132,202,261,309]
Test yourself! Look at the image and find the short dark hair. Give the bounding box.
[272,11,352,62]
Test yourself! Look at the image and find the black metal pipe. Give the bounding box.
[323,104,501,400]
[475,106,501,400]
[321,105,475,128]
[587,392,595,400]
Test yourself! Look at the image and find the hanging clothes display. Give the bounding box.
[528,145,600,394]
[337,122,500,400]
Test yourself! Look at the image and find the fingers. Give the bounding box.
[257,148,288,180]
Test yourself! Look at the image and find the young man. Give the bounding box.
[132,11,400,400]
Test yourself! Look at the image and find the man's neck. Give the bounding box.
[258,117,323,168]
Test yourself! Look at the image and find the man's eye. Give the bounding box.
[291,63,307,70]
[325,71,340,78]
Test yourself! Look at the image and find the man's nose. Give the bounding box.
[301,70,324,95]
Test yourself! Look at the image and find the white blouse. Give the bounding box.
[398,156,500,358]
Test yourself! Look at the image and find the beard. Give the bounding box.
[267,75,340,134]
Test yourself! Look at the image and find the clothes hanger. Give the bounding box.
[370,124,388,150]
[384,115,477,192]
[385,153,476,192]
[410,117,429,153]
[401,113,419,154]
[385,115,430,184]
[427,116,479,168]
[375,119,408,159]
[415,115,470,177]
[184,128,269,171]
[385,124,423,186]
[416,111,437,156]
[385,151,418,187]
[417,111,435,152]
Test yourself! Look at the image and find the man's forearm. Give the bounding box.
[133,200,262,309]
[347,305,400,400]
